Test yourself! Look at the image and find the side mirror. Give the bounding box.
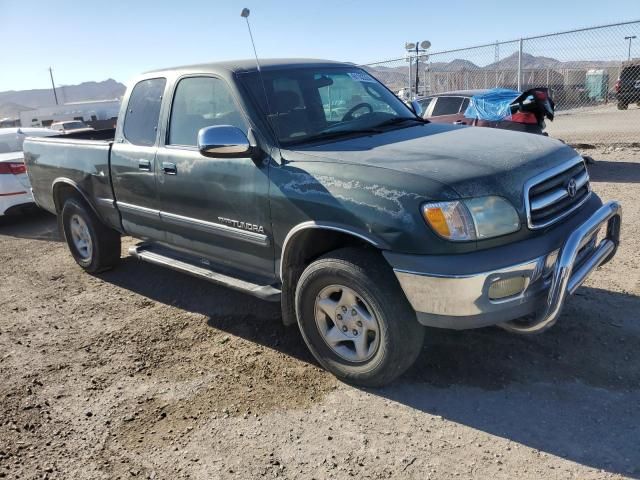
[410,100,423,117]
[197,125,252,158]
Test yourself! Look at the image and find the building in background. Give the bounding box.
[19,99,120,129]
[0,117,21,128]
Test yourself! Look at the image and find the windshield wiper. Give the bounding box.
[374,117,428,128]
[302,128,383,143]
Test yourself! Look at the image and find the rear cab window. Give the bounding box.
[620,65,640,83]
[123,78,167,146]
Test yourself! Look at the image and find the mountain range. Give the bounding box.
[1,53,622,119]
[368,52,619,74]
[0,79,126,119]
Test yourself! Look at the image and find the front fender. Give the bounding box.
[269,161,458,257]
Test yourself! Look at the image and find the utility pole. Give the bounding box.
[517,38,523,91]
[415,44,420,97]
[625,36,637,61]
[49,67,59,105]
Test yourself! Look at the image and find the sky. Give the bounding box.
[0,0,638,92]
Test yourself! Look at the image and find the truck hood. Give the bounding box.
[287,123,579,209]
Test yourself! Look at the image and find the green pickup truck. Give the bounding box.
[24,59,622,386]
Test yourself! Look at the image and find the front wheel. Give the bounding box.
[617,102,628,110]
[61,198,121,273]
[295,248,425,387]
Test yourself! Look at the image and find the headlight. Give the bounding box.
[422,196,520,241]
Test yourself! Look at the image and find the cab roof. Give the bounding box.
[144,58,354,76]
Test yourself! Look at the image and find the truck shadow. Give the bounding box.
[375,287,640,478]
[0,209,61,242]
[98,260,639,477]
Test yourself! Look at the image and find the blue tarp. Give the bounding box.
[463,88,520,122]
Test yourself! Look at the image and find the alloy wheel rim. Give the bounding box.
[69,214,93,261]
[314,284,380,363]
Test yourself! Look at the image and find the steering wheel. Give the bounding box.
[342,102,373,121]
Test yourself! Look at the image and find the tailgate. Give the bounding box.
[23,135,114,217]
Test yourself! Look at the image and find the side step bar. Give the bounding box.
[128,244,281,302]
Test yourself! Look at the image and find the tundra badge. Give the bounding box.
[218,217,265,234]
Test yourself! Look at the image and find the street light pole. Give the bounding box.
[625,35,637,61]
[405,40,431,99]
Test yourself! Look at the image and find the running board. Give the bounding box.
[128,244,281,302]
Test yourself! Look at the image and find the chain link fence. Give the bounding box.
[362,20,640,145]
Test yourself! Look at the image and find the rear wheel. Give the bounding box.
[295,248,425,387]
[61,198,120,273]
[617,102,628,110]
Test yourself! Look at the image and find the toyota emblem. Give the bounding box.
[566,178,577,198]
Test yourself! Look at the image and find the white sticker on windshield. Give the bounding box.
[348,72,376,83]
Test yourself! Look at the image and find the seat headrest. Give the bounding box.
[272,90,301,113]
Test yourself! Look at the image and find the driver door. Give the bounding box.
[155,75,274,280]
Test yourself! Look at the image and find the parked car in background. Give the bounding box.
[50,120,94,135]
[416,88,555,135]
[0,127,58,216]
[615,60,640,110]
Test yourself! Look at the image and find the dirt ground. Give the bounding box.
[546,103,640,145]
[1,147,639,480]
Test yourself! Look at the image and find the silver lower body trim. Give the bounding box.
[393,201,622,332]
[115,202,269,246]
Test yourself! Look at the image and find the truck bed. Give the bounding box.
[23,128,120,229]
[49,128,116,142]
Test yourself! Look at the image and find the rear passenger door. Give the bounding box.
[426,96,468,125]
[155,75,273,280]
[111,77,167,240]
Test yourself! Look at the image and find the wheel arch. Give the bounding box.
[279,222,389,282]
[278,221,390,326]
[51,178,104,222]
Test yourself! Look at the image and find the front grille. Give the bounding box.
[526,158,591,229]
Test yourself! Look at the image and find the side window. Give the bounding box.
[169,77,247,147]
[460,97,470,113]
[417,97,433,113]
[431,96,464,116]
[123,78,166,146]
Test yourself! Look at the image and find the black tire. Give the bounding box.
[295,248,425,387]
[61,198,120,273]
[617,102,628,110]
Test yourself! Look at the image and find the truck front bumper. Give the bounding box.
[385,201,622,333]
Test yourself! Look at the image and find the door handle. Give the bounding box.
[162,162,177,175]
[138,159,151,171]
[453,120,467,125]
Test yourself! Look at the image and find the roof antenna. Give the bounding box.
[240,8,279,144]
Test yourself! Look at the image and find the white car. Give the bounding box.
[0,127,58,216]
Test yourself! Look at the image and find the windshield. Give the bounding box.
[239,66,417,146]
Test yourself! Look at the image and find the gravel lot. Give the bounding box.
[1,147,639,479]
[546,103,640,145]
